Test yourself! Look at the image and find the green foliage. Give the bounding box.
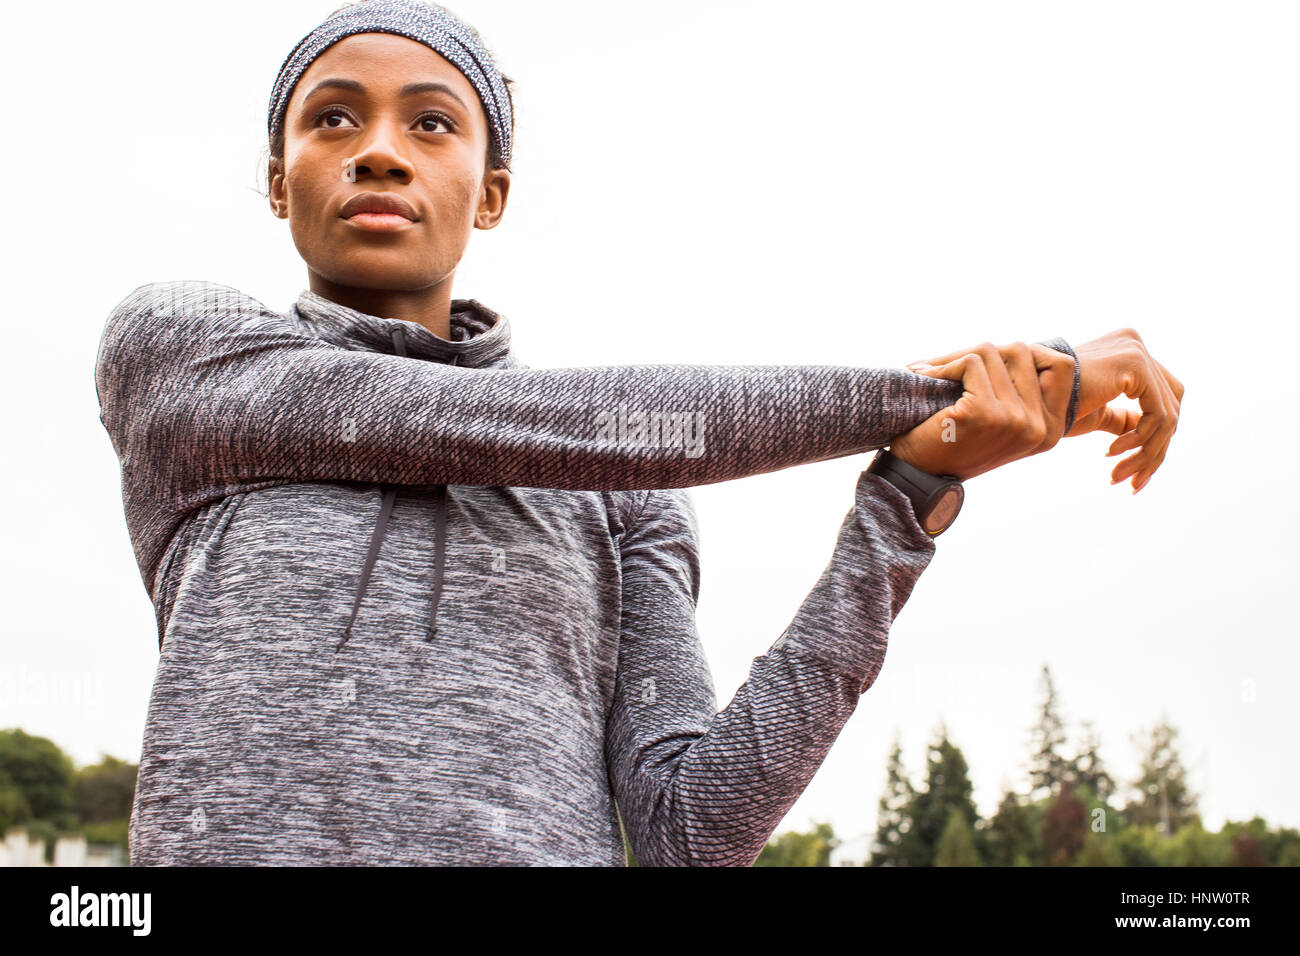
[1028,666,1072,801]
[74,756,137,824]
[0,770,32,831]
[1072,721,1117,805]
[841,666,1300,868]
[1114,825,1164,866]
[899,724,979,867]
[1124,720,1198,835]
[1074,829,1124,866]
[80,818,130,852]
[1161,820,1232,866]
[0,730,140,862]
[755,821,838,867]
[1220,817,1270,866]
[0,728,76,822]
[980,790,1042,866]
[1265,825,1300,866]
[869,731,917,866]
[935,808,980,866]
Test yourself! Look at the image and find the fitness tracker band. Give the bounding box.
[866,448,964,537]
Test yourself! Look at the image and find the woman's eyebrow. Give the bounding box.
[301,77,470,114]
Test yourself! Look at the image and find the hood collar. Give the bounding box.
[291,287,517,369]
[289,287,517,654]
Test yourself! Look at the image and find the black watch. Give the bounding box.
[866,448,964,537]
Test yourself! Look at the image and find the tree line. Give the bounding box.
[749,665,1300,866]
[0,728,135,860]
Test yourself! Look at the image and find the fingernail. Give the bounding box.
[907,363,934,371]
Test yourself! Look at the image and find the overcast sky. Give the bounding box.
[2,0,1296,848]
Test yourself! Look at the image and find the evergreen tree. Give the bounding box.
[901,723,979,866]
[1125,719,1199,835]
[1071,720,1116,805]
[982,789,1040,866]
[935,808,980,866]
[1027,665,1073,800]
[869,730,917,866]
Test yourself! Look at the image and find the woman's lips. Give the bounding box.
[343,212,417,232]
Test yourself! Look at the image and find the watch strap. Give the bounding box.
[867,448,963,536]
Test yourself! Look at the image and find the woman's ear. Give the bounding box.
[475,166,511,230]
[268,157,288,219]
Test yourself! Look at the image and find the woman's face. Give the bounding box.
[269,32,510,292]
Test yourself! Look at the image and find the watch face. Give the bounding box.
[924,487,963,534]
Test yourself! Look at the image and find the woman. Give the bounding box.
[95,0,1181,865]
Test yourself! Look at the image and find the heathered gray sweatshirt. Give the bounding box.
[94,279,1078,866]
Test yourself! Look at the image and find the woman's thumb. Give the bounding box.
[1091,404,1140,436]
[905,359,962,381]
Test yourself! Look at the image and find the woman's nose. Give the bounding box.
[341,123,415,183]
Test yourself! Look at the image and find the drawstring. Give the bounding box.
[427,349,458,642]
[336,486,398,651]
[336,325,458,652]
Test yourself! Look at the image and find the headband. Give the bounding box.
[267,0,512,167]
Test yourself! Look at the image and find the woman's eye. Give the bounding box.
[317,109,356,129]
[416,112,454,133]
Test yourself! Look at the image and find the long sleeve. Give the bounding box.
[94,279,1076,593]
[605,470,936,866]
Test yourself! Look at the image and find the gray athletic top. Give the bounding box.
[94,280,1078,865]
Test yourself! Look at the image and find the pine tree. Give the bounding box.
[1125,719,1199,835]
[869,730,917,866]
[1071,719,1116,805]
[982,789,1040,866]
[902,722,979,866]
[935,808,980,866]
[1027,665,1073,800]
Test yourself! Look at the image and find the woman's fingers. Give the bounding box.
[1132,354,1181,490]
[1152,354,1185,409]
[907,343,986,369]
[1104,350,1177,491]
[909,350,998,437]
[1099,407,1142,439]
[1001,343,1051,449]
[1129,351,1180,491]
[1026,343,1074,446]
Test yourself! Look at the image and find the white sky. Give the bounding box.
[2,0,1296,848]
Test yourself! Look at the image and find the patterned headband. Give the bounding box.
[267,0,512,167]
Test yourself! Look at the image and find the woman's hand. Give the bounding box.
[900,329,1184,493]
[887,341,1080,482]
[1069,328,1184,493]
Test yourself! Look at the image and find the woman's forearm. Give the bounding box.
[95,278,1075,590]
[97,281,968,496]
